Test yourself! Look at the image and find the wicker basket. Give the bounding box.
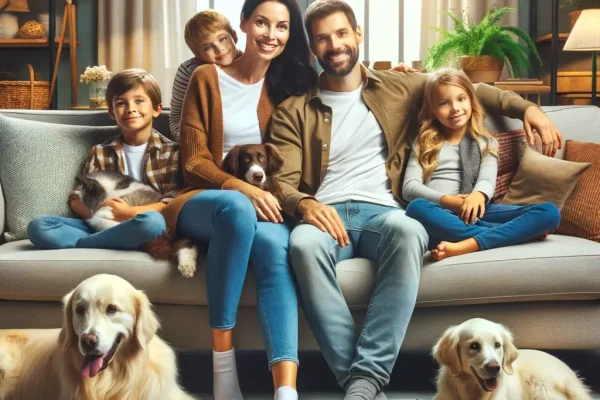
[0,64,50,109]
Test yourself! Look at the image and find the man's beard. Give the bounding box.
[317,46,359,78]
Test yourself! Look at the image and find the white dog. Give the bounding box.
[432,318,592,400]
[0,274,196,400]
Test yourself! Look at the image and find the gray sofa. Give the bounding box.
[1,106,599,355]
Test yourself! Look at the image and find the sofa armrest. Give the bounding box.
[0,178,5,240]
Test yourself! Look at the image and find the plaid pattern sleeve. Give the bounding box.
[144,130,182,203]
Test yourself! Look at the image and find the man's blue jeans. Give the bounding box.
[27,211,166,250]
[177,190,299,367]
[405,199,561,250]
[289,201,428,390]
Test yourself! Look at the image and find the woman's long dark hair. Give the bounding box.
[241,0,318,105]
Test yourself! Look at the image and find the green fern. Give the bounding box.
[424,6,542,78]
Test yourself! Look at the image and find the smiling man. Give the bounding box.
[267,1,563,399]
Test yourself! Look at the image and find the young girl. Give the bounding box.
[403,68,560,261]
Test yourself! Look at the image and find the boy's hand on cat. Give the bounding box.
[459,192,486,225]
[101,198,137,222]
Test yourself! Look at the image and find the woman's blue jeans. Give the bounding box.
[405,199,561,251]
[27,211,166,250]
[177,190,298,367]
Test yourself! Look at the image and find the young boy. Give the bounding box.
[169,10,242,139]
[28,68,181,251]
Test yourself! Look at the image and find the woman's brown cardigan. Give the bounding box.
[162,64,274,234]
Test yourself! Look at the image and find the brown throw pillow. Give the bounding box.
[491,129,542,202]
[556,140,600,242]
[500,147,590,210]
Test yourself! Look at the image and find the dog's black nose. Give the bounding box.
[253,171,264,181]
[485,361,501,375]
[81,334,98,352]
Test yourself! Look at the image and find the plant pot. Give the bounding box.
[569,10,583,30]
[88,81,108,109]
[460,55,504,83]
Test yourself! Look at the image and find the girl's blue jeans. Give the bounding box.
[27,211,166,250]
[177,190,298,367]
[405,199,561,251]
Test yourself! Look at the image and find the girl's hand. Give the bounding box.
[101,198,137,222]
[226,180,283,223]
[459,192,486,225]
[440,194,468,214]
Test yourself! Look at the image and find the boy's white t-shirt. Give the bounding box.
[315,85,398,208]
[122,142,148,181]
[217,67,263,158]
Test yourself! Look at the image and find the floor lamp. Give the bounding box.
[48,0,78,108]
[564,9,600,107]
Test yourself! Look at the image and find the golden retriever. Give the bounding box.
[432,318,592,400]
[0,274,196,400]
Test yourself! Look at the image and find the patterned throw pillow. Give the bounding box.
[0,115,119,241]
[491,129,542,202]
[556,140,600,242]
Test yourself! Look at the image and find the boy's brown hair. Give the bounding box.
[184,10,234,55]
[106,68,162,112]
[304,0,358,40]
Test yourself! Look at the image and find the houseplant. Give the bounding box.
[561,0,600,29]
[424,6,542,83]
[80,65,112,108]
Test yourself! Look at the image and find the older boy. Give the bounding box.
[169,10,242,139]
[28,69,180,250]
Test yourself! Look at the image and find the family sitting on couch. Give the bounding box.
[24,0,564,399]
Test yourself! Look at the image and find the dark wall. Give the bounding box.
[0,0,96,109]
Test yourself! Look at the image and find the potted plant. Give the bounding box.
[561,0,600,29]
[424,6,542,83]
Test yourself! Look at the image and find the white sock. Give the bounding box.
[213,348,243,400]
[274,386,298,400]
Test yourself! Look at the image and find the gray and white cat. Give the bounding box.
[77,171,198,278]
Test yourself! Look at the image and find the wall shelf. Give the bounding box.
[535,33,569,44]
[0,38,81,48]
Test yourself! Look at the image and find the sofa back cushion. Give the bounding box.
[0,115,119,241]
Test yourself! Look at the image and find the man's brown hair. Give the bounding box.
[106,68,162,111]
[184,10,234,55]
[304,0,358,40]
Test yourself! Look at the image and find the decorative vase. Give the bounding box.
[88,81,108,109]
[460,55,504,83]
[0,13,19,39]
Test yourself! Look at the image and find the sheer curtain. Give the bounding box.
[419,0,518,64]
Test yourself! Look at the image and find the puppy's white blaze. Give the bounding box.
[177,247,198,278]
[245,164,267,186]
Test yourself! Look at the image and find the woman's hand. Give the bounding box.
[226,180,283,223]
[459,192,486,225]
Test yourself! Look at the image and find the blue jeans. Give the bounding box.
[405,199,561,250]
[27,211,166,250]
[289,201,428,390]
[177,190,298,367]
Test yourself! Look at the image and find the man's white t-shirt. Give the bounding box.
[217,67,263,158]
[122,141,148,181]
[315,85,398,208]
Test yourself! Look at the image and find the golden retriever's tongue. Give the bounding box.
[484,378,498,392]
[81,355,104,378]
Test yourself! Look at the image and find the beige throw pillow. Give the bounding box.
[500,147,590,210]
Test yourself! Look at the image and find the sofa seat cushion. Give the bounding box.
[1,235,600,309]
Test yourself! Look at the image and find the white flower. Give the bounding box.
[80,65,112,84]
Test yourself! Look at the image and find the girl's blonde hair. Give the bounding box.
[417,68,498,183]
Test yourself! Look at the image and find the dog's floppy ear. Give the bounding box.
[222,145,242,177]
[60,290,77,351]
[134,290,160,351]
[432,325,462,376]
[264,144,284,174]
[501,326,518,375]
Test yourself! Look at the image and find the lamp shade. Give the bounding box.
[3,0,29,12]
[564,9,600,51]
